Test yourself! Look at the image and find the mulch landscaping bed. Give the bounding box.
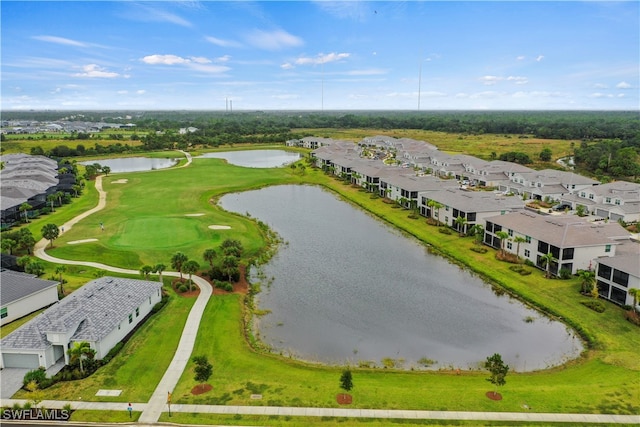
[486,391,503,401]
[336,393,352,405]
[191,384,213,395]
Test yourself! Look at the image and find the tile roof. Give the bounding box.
[1,276,161,350]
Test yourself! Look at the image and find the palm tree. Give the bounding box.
[68,341,95,374]
[41,223,59,248]
[577,269,596,294]
[432,201,444,225]
[540,252,558,278]
[468,224,484,244]
[513,236,527,262]
[55,191,64,207]
[47,194,57,212]
[182,260,200,291]
[221,255,239,282]
[454,215,468,236]
[495,231,510,256]
[203,248,217,270]
[1,238,17,255]
[19,202,32,223]
[171,252,188,280]
[55,265,66,295]
[153,263,166,283]
[140,265,153,279]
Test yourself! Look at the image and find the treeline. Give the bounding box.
[574,139,640,180]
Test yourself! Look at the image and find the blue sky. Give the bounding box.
[2,1,638,111]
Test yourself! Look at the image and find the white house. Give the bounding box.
[595,242,640,307]
[1,270,59,326]
[1,276,162,369]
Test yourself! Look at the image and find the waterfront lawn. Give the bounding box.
[12,285,195,403]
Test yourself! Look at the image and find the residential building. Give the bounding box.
[1,276,162,369]
[1,270,59,326]
[595,242,640,307]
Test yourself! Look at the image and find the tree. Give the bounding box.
[1,238,17,255]
[577,270,596,294]
[68,341,95,374]
[203,248,217,270]
[221,239,243,257]
[469,224,484,244]
[171,252,188,280]
[18,229,36,254]
[140,265,153,279]
[19,202,32,223]
[55,265,66,295]
[221,255,239,282]
[102,166,111,176]
[47,194,57,212]
[495,231,510,256]
[485,353,509,398]
[540,252,557,278]
[513,236,527,262]
[454,215,467,236]
[192,355,213,391]
[25,260,45,276]
[575,204,587,217]
[539,147,553,161]
[340,370,353,392]
[55,191,65,207]
[41,223,59,248]
[153,263,166,283]
[427,200,444,225]
[183,260,200,291]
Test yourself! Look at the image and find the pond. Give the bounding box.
[197,150,301,168]
[219,185,583,372]
[80,157,178,173]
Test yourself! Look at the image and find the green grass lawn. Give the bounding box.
[7,149,639,418]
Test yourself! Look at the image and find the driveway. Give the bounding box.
[1,368,29,398]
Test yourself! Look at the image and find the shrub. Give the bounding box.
[625,311,640,326]
[23,367,47,387]
[559,268,572,280]
[470,247,488,254]
[524,259,536,267]
[438,228,452,235]
[581,300,605,313]
[178,284,188,293]
[103,342,124,363]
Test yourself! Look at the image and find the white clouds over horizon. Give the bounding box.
[244,29,303,50]
[73,64,124,78]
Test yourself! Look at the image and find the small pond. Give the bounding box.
[197,150,301,168]
[80,157,178,173]
[219,185,583,371]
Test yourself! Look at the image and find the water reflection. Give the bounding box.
[219,185,583,371]
[80,157,177,173]
[198,150,301,167]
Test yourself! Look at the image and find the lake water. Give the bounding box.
[198,150,301,167]
[219,185,583,371]
[80,157,178,173]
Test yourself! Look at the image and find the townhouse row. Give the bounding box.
[288,136,640,308]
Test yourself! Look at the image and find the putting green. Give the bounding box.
[112,217,204,249]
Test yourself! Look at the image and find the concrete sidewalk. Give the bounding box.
[2,399,638,425]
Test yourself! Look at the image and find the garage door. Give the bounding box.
[3,353,39,369]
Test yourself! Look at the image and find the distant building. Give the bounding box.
[1,270,59,326]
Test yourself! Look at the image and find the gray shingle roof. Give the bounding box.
[0,270,58,306]
[1,276,161,350]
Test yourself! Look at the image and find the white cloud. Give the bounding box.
[32,35,88,47]
[281,63,294,70]
[217,55,231,63]
[506,76,528,85]
[205,36,242,48]
[127,4,192,27]
[245,29,303,50]
[136,90,146,95]
[117,90,128,94]
[536,55,544,62]
[516,55,525,61]
[616,81,632,89]
[141,54,229,74]
[589,92,614,98]
[73,64,120,78]
[594,83,608,89]
[291,52,350,67]
[479,75,501,85]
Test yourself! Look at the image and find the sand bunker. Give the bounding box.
[68,239,98,245]
[208,225,231,230]
[111,179,128,184]
[185,213,205,217]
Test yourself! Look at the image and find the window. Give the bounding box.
[486,222,494,233]
[538,241,549,254]
[571,184,575,189]
[598,264,612,280]
[0,307,7,319]
[507,242,513,250]
[612,269,629,288]
[467,212,476,222]
[524,249,530,257]
[605,244,611,253]
[149,297,152,305]
[605,197,611,203]
[136,307,140,317]
[580,192,586,197]
[589,193,594,200]
[508,229,513,237]
[445,205,449,211]
[128,314,133,324]
[525,235,531,243]
[445,216,449,223]
[615,199,621,205]
[610,287,627,305]
[562,248,574,260]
